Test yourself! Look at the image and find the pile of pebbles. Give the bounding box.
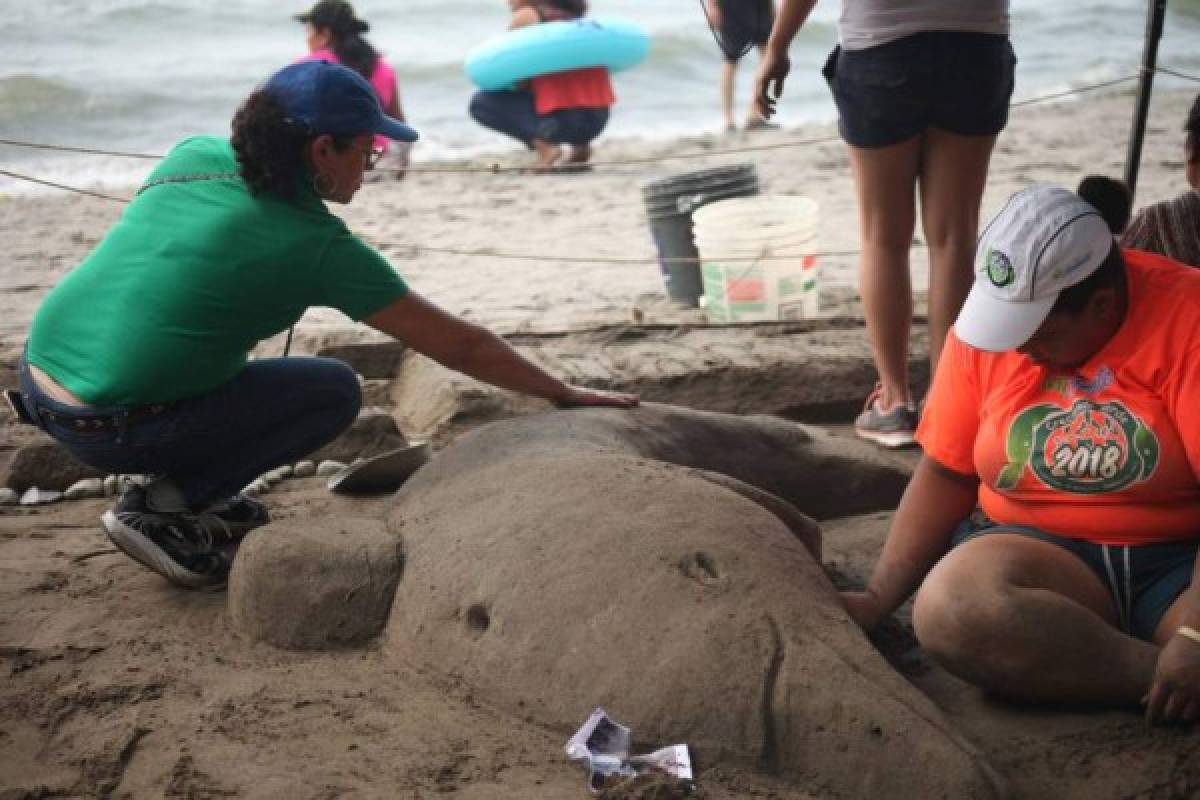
[0,459,357,508]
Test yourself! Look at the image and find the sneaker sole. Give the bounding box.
[854,426,918,449]
[101,510,220,589]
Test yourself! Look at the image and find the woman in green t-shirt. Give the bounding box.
[17,61,637,589]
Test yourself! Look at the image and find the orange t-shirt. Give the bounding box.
[531,67,615,114]
[917,249,1200,545]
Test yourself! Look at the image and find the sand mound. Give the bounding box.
[229,516,402,649]
[375,406,1004,797]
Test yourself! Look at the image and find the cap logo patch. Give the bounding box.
[986,249,1015,288]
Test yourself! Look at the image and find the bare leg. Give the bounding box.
[848,136,923,410]
[914,535,1157,704]
[719,60,736,131]
[918,129,999,372]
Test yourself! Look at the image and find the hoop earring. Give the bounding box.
[313,171,338,197]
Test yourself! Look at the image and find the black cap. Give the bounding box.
[294,0,367,35]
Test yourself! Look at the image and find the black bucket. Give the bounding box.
[641,164,760,307]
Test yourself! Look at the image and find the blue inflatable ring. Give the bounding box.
[465,17,651,91]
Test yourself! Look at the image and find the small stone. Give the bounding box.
[316,460,347,477]
[264,466,292,484]
[293,461,316,478]
[20,487,63,505]
[65,478,105,500]
[0,488,18,506]
[103,475,118,497]
[242,483,261,498]
[251,479,271,495]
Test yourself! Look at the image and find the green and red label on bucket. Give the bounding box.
[701,254,817,322]
[996,399,1160,494]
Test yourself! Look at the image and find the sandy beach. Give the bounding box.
[2,86,1199,799]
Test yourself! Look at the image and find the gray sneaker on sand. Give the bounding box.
[854,388,919,449]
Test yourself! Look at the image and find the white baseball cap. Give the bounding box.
[956,185,1115,352]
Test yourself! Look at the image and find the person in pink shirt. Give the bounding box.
[295,0,411,174]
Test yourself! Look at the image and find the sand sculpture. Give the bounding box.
[230,405,1006,797]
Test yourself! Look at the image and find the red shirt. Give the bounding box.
[917,250,1200,545]
[531,67,615,114]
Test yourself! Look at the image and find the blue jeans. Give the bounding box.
[17,355,360,510]
[469,89,609,146]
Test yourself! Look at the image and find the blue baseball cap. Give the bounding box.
[265,60,418,143]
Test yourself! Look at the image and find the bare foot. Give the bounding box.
[532,139,563,172]
[566,144,592,164]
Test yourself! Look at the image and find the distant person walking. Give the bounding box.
[754,0,1016,448]
[1122,93,1200,268]
[704,0,778,133]
[469,0,614,171]
[296,0,411,174]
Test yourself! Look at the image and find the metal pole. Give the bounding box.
[1124,0,1168,200]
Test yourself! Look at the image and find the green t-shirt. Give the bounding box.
[27,136,408,406]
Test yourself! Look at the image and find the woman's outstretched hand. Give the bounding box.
[1144,630,1200,725]
[554,385,640,409]
[753,48,791,120]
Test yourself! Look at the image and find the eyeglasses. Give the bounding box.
[354,144,385,170]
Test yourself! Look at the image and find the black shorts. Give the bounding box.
[823,31,1017,148]
[953,512,1197,642]
[715,0,775,62]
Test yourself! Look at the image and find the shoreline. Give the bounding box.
[1,86,1195,359]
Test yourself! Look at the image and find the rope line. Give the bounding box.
[4,67,1190,175]
[0,170,131,203]
[377,242,871,264]
[1154,66,1200,83]
[0,65,1193,268]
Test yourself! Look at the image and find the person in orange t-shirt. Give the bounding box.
[840,185,1200,725]
[469,0,614,171]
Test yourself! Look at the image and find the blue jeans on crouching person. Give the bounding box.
[469,89,609,146]
[17,354,360,510]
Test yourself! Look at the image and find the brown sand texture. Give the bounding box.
[3,88,1200,798]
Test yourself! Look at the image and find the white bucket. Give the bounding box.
[691,195,820,322]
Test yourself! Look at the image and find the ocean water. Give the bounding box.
[2,0,1199,193]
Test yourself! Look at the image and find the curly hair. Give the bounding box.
[230,89,352,198]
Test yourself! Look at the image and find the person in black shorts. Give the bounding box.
[704,0,777,132]
[755,1,1016,449]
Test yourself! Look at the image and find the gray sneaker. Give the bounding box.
[854,387,918,449]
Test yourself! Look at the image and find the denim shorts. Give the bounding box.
[823,31,1017,148]
[952,512,1197,642]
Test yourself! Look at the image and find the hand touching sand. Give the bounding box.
[555,385,640,409]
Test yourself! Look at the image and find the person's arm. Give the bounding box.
[364,291,638,408]
[508,7,540,30]
[1144,555,1200,725]
[753,0,819,118]
[1144,341,1200,723]
[840,455,980,631]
